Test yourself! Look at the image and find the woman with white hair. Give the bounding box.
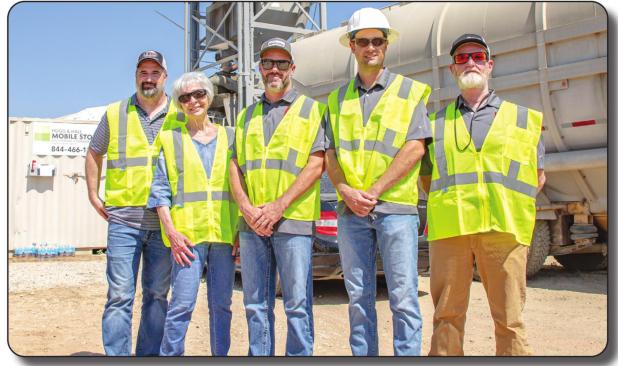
[147,71,238,356]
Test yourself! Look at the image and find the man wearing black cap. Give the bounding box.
[420,34,545,356]
[229,37,326,356]
[85,50,175,356]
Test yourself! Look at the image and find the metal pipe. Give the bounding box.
[320,2,327,30]
[236,3,244,107]
[184,2,189,72]
[543,148,607,172]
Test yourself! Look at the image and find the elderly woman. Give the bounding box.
[147,71,238,356]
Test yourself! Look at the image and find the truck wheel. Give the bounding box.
[554,253,608,271]
[472,221,550,281]
[526,220,551,277]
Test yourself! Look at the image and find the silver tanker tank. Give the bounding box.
[290,2,608,274]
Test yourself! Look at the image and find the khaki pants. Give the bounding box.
[428,231,531,356]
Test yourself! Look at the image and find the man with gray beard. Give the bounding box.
[85,50,174,356]
[420,34,545,356]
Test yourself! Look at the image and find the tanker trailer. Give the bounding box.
[290,2,608,276]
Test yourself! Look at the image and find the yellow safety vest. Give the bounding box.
[235,94,324,221]
[105,98,177,206]
[426,100,542,245]
[158,117,238,246]
[328,74,431,205]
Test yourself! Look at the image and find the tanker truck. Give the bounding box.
[209,2,608,277]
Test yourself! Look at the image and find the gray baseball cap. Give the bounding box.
[259,38,293,60]
[450,34,490,57]
[136,50,167,72]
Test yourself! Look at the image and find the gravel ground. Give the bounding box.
[8,255,608,357]
[8,256,108,293]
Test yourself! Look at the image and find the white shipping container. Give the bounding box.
[9,117,108,251]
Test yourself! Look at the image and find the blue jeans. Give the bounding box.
[337,211,422,356]
[102,222,172,356]
[239,231,314,356]
[160,243,235,356]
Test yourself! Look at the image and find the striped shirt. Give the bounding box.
[88,94,170,231]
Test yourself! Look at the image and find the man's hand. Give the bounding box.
[165,227,196,267]
[241,204,273,237]
[339,184,377,217]
[232,236,240,265]
[88,194,109,221]
[257,199,286,230]
[537,169,546,193]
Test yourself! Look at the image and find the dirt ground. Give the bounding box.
[8,255,607,357]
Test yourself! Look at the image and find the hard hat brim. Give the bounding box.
[339,28,399,47]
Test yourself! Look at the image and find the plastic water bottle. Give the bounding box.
[13,247,22,259]
[34,242,41,260]
[50,243,57,259]
[28,243,36,258]
[41,242,48,260]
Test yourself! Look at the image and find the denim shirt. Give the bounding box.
[147,136,218,209]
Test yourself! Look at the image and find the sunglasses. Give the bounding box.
[353,37,387,48]
[453,52,489,65]
[260,59,292,71]
[178,89,209,104]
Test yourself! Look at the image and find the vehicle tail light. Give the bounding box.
[316,210,337,236]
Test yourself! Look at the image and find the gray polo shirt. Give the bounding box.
[324,68,433,215]
[89,94,170,231]
[420,90,545,176]
[232,89,326,236]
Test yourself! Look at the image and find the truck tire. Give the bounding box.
[554,253,608,271]
[526,220,551,277]
[472,221,550,281]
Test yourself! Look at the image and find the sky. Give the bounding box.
[7,1,394,118]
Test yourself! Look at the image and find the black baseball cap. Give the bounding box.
[136,50,167,72]
[259,38,293,60]
[450,34,490,57]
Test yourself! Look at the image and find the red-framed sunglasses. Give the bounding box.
[453,52,489,65]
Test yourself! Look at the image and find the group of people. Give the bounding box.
[85,7,544,357]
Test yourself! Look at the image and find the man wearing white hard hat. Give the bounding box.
[325,7,432,356]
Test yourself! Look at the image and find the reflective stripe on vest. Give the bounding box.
[334,77,414,158]
[170,127,233,206]
[104,98,176,206]
[235,94,323,221]
[160,122,238,245]
[105,99,181,170]
[430,103,536,198]
[328,74,431,206]
[427,100,542,245]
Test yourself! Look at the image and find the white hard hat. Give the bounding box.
[339,7,399,47]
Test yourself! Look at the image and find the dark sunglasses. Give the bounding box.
[453,52,489,65]
[353,37,387,48]
[260,59,292,71]
[178,89,209,104]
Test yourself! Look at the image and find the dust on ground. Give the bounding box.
[8,256,607,356]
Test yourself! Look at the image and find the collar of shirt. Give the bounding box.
[130,93,171,121]
[260,88,299,106]
[353,67,393,93]
[456,89,502,112]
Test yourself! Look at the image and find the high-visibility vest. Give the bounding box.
[158,118,238,246]
[426,100,542,245]
[235,94,325,221]
[104,98,177,206]
[328,74,431,205]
